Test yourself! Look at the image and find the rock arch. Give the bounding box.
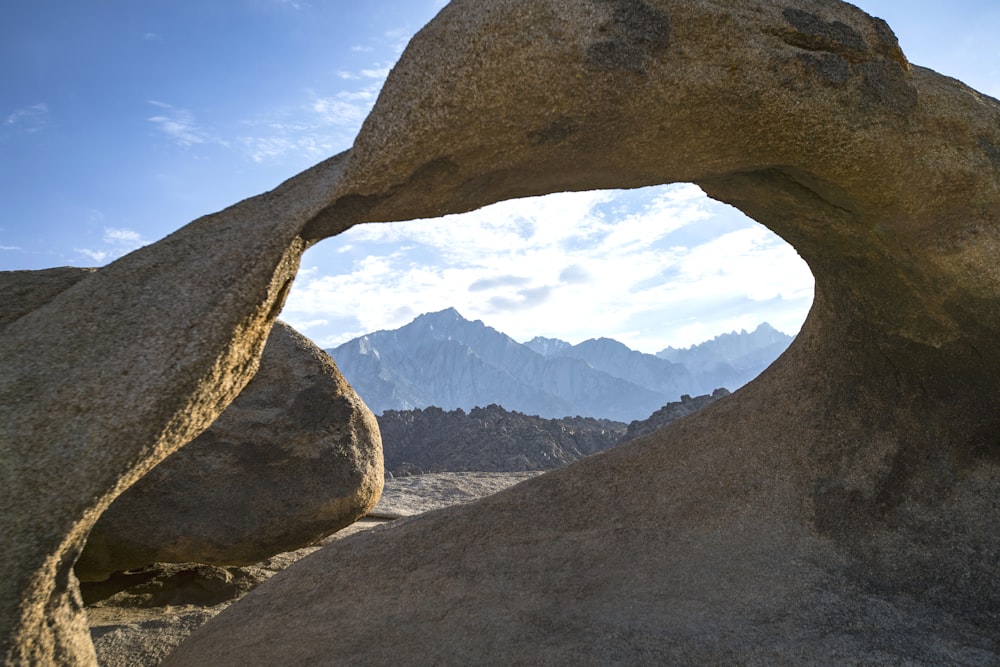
[170,0,1000,662]
[2,0,999,663]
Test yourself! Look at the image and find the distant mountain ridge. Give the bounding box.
[328,308,792,422]
[655,323,793,394]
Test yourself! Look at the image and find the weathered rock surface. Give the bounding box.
[85,472,530,667]
[164,0,1000,664]
[75,320,382,582]
[0,267,96,330]
[0,149,364,663]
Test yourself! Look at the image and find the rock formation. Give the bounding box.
[378,394,724,476]
[75,320,382,582]
[84,472,534,667]
[163,0,1000,664]
[5,0,1000,662]
[0,267,97,330]
[0,150,367,664]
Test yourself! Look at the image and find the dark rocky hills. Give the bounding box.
[378,390,729,476]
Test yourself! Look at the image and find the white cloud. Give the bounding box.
[103,228,144,245]
[311,98,368,126]
[74,227,151,266]
[4,103,49,132]
[283,318,328,332]
[237,82,382,163]
[281,185,815,352]
[75,248,112,264]
[146,101,224,148]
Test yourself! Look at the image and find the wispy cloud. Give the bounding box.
[337,67,389,81]
[282,317,328,332]
[559,265,591,284]
[468,275,531,292]
[147,100,225,148]
[237,82,382,163]
[4,103,49,133]
[75,227,151,265]
[281,184,814,351]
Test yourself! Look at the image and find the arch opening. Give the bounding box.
[282,182,815,426]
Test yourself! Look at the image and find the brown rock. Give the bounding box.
[75,320,382,582]
[165,0,1000,664]
[84,471,528,666]
[0,151,365,664]
[0,267,96,330]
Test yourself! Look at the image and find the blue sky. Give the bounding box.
[3,2,998,352]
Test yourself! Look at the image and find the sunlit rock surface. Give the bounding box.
[0,152,361,664]
[76,320,382,582]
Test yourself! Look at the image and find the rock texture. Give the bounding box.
[85,472,530,667]
[0,267,96,330]
[165,0,1000,664]
[0,149,365,663]
[75,320,382,582]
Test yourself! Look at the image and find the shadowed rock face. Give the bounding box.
[0,153,365,664]
[4,0,1000,663]
[164,0,1000,664]
[75,320,382,582]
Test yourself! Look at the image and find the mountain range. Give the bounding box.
[327,308,792,422]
